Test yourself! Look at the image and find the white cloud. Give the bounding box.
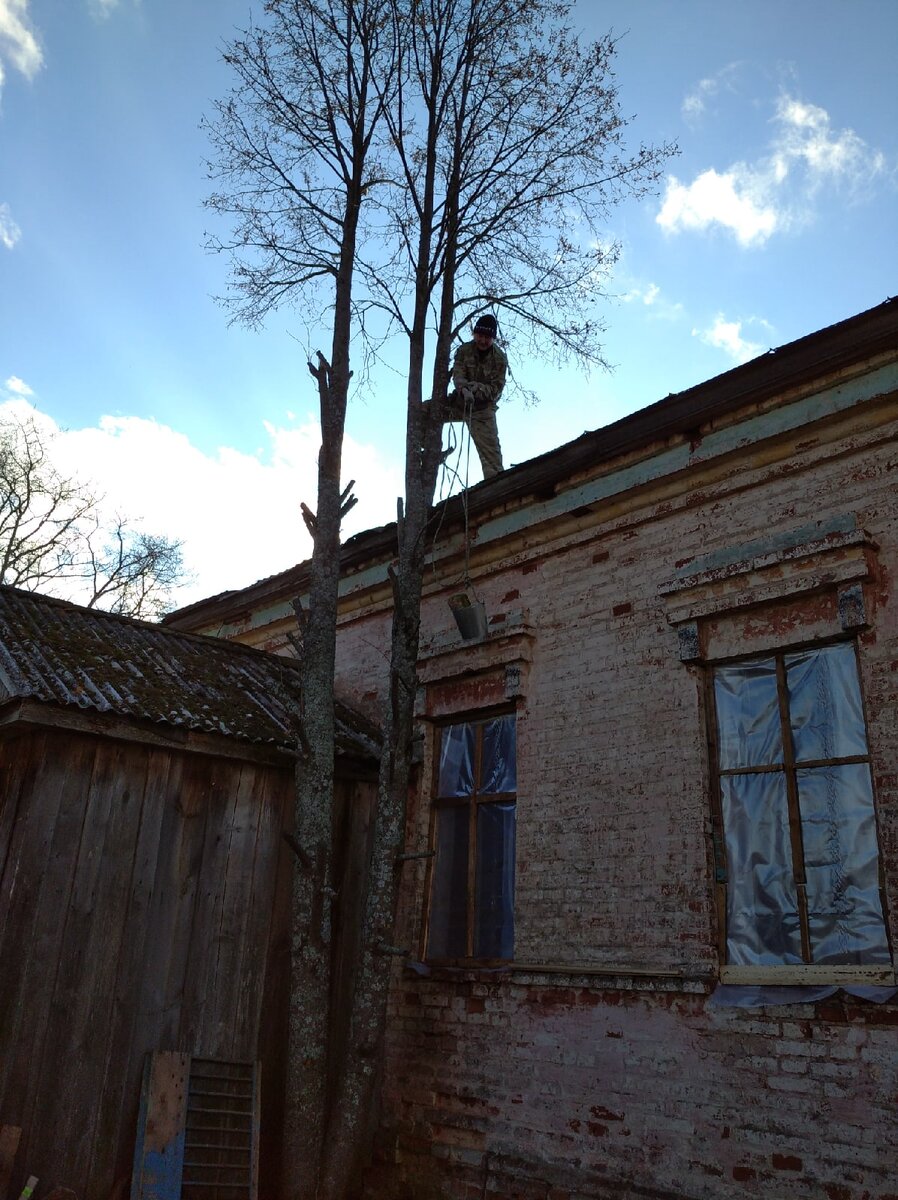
[88,0,121,20]
[622,282,660,306]
[659,91,889,246]
[0,202,21,249]
[658,168,778,247]
[619,280,683,320]
[0,0,42,89]
[0,393,405,607]
[0,0,121,102]
[4,374,31,395]
[772,95,886,195]
[693,314,769,364]
[681,63,741,123]
[681,91,705,123]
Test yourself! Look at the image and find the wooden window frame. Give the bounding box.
[422,707,516,966]
[707,638,894,985]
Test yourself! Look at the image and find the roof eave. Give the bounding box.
[164,297,898,631]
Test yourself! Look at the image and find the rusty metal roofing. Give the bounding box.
[0,585,380,759]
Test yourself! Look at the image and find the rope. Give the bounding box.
[461,391,474,591]
[430,390,481,601]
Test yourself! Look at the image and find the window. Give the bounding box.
[426,712,516,962]
[711,642,890,976]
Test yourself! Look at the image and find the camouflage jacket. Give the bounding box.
[451,340,507,408]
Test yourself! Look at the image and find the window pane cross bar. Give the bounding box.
[428,714,517,963]
[435,790,517,806]
[465,729,482,958]
[774,654,812,963]
[712,643,890,974]
[718,754,870,777]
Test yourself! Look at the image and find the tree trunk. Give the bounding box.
[285,179,362,1198]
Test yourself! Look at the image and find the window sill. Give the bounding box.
[407,960,715,992]
[720,964,895,986]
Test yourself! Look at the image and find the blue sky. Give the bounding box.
[1,0,896,604]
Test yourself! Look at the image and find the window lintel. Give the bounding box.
[659,522,875,628]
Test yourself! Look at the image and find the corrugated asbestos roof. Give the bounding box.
[0,585,380,760]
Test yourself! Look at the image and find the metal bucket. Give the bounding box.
[449,594,488,641]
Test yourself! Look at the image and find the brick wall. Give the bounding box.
[366,981,898,1199]
[336,383,898,1199]
[199,367,898,1197]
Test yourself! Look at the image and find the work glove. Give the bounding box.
[465,382,492,407]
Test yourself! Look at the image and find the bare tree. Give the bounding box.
[206,2,673,1194]
[0,411,184,618]
[82,519,185,619]
[205,2,394,1195]
[320,2,673,1193]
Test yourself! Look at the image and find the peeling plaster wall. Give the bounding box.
[369,982,898,1200]
[356,388,898,1198]
[204,364,898,1198]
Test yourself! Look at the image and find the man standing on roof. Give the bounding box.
[442,314,507,479]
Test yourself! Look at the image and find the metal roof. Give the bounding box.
[165,296,898,633]
[0,585,380,759]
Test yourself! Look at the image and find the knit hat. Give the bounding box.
[474,314,498,337]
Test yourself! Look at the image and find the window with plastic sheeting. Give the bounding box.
[426,712,516,962]
[710,642,891,980]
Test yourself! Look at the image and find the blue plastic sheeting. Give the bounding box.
[480,716,517,793]
[708,984,898,1008]
[475,802,516,958]
[713,645,889,969]
[438,722,475,797]
[429,715,517,960]
[720,771,802,964]
[427,805,469,958]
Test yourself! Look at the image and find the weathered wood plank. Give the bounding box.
[212,764,270,1060]
[250,1061,261,1200]
[139,753,209,1054]
[0,1125,22,1200]
[125,752,187,1170]
[26,740,148,1194]
[719,964,896,985]
[232,768,292,1060]
[86,747,175,1200]
[0,732,50,1030]
[0,734,97,1130]
[0,737,33,924]
[3,700,293,767]
[130,1052,189,1200]
[178,758,246,1057]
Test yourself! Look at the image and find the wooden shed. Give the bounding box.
[0,586,378,1200]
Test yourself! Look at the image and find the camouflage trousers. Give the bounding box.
[441,391,504,479]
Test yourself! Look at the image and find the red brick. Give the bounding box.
[772,1153,803,1171]
[213,327,898,1200]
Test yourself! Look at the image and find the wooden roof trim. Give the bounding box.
[0,698,297,767]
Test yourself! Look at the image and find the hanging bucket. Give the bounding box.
[449,593,488,641]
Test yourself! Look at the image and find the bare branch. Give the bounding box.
[300,501,318,534]
[0,411,186,616]
[203,6,675,1198]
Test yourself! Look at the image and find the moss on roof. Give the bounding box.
[0,585,379,759]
